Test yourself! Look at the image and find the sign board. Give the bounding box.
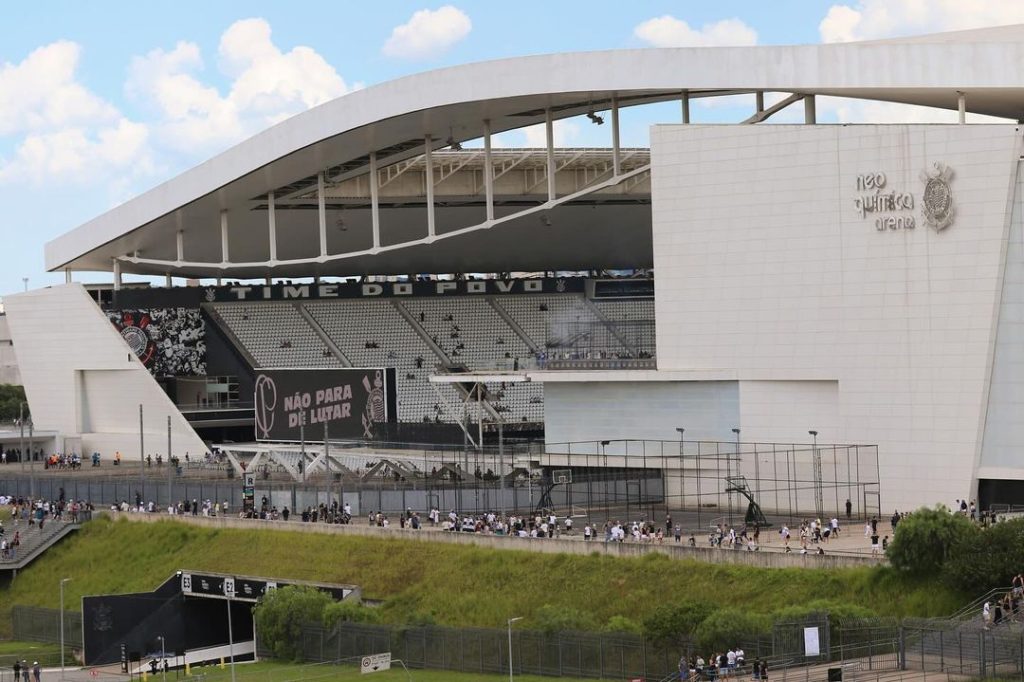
[254,368,395,442]
[804,627,821,657]
[242,473,255,514]
[360,653,391,674]
[223,578,236,599]
[180,573,192,593]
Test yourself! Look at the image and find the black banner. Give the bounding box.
[103,276,587,309]
[590,278,654,299]
[254,368,394,442]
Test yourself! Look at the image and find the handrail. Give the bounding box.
[949,586,1014,622]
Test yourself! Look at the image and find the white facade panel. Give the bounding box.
[4,284,208,460]
[543,381,739,450]
[649,123,1023,510]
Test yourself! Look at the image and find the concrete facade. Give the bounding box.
[618,123,1023,511]
[3,284,208,458]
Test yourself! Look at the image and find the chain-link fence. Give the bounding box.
[12,605,82,648]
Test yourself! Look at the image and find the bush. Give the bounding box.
[694,608,770,652]
[942,518,1024,593]
[533,604,598,634]
[323,600,380,627]
[643,601,714,644]
[603,615,642,634]
[771,599,875,622]
[253,585,332,661]
[887,506,977,574]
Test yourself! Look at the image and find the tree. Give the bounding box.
[887,506,977,574]
[642,601,714,645]
[253,585,332,661]
[943,518,1024,593]
[694,608,770,652]
[323,600,380,627]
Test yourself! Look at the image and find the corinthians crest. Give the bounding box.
[920,162,955,231]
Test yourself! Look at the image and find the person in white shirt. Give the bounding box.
[583,524,592,541]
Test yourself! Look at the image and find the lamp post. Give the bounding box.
[675,427,684,522]
[226,593,237,682]
[156,635,166,682]
[60,578,71,679]
[28,416,34,499]
[730,428,740,527]
[809,430,822,519]
[507,616,523,682]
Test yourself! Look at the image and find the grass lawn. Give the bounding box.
[180,660,595,682]
[0,640,70,667]
[0,516,966,638]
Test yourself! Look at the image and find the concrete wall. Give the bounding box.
[649,123,1023,510]
[3,284,208,458]
[544,381,739,446]
[112,511,880,569]
[0,315,22,386]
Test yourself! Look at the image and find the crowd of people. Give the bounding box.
[677,649,768,681]
[0,492,94,560]
[10,660,41,682]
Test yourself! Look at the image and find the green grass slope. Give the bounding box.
[1,517,966,637]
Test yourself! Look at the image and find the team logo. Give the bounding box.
[92,603,113,632]
[111,311,157,366]
[920,162,955,231]
[254,374,277,439]
[204,288,217,302]
[361,371,387,438]
[555,278,567,292]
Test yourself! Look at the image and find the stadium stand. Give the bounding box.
[213,303,342,369]
[208,288,653,425]
[304,299,461,423]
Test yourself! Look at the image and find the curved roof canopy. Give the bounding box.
[47,25,1024,279]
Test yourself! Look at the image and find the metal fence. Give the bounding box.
[12,605,82,648]
[0,438,879,528]
[18,606,1024,681]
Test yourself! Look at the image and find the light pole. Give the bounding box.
[809,430,822,519]
[730,428,740,527]
[507,616,523,682]
[28,416,34,499]
[22,277,28,292]
[60,578,71,679]
[156,635,166,682]
[226,594,237,682]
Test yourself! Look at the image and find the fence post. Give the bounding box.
[939,628,944,671]
[980,631,986,678]
[898,625,906,670]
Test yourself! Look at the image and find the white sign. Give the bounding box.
[804,627,821,657]
[223,578,236,598]
[360,653,391,674]
[181,574,192,593]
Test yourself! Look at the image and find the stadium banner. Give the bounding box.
[254,368,395,442]
[104,276,590,308]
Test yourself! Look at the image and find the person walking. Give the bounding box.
[32,661,40,682]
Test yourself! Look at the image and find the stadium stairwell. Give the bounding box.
[487,297,540,354]
[295,303,352,366]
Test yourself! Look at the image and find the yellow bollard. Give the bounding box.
[142,671,148,682]
[185,663,191,675]
[219,657,225,669]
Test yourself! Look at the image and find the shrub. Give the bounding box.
[323,600,380,627]
[643,601,714,644]
[942,518,1024,593]
[771,599,875,622]
[887,506,977,574]
[603,615,642,634]
[253,585,332,661]
[533,604,598,634]
[694,608,771,652]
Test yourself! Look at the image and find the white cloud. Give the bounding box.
[0,41,119,137]
[382,6,472,59]
[0,41,153,186]
[819,0,1024,43]
[521,120,581,147]
[128,18,351,154]
[634,15,757,47]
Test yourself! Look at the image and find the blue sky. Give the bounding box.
[1,0,1022,296]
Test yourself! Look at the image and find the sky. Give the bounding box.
[2,0,1024,296]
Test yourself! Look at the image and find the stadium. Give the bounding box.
[6,25,1024,521]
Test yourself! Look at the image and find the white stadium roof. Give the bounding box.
[47,25,1024,280]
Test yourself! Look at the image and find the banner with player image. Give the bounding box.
[253,368,396,441]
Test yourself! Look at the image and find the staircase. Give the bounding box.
[0,520,82,575]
